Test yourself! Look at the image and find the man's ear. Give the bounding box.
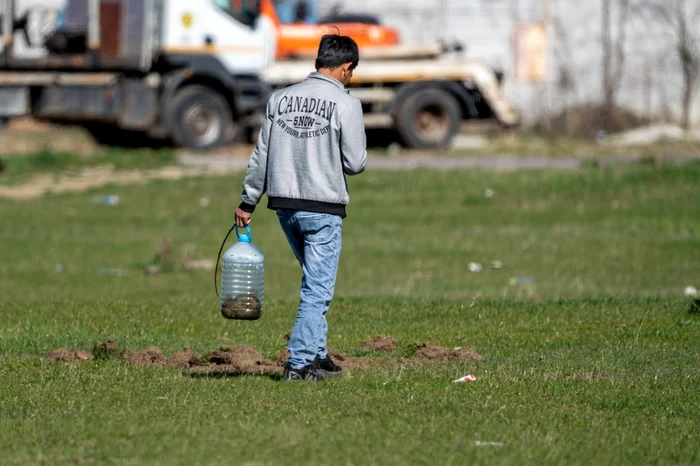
[342,63,353,75]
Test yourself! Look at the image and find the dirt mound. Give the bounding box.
[92,339,122,360]
[124,347,167,366]
[167,347,207,368]
[414,343,483,363]
[277,349,290,366]
[44,339,483,375]
[450,347,484,362]
[46,349,93,362]
[208,345,273,374]
[324,348,375,371]
[102,340,119,351]
[414,344,449,360]
[360,336,397,352]
[328,348,347,361]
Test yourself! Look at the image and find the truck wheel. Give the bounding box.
[396,89,461,149]
[170,86,233,149]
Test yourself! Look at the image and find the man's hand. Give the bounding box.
[235,208,252,227]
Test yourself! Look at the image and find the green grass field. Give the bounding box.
[1,161,699,465]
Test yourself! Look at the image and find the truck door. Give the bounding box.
[207,0,276,73]
[161,0,275,74]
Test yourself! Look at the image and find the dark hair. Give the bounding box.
[315,34,359,71]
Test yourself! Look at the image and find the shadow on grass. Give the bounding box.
[689,298,700,314]
[186,370,282,381]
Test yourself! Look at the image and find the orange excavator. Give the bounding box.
[258,0,401,59]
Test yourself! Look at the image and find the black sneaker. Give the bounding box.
[283,364,320,382]
[312,356,343,379]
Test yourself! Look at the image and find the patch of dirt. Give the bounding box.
[92,339,122,360]
[102,340,119,351]
[413,343,483,363]
[206,345,278,374]
[46,348,93,362]
[277,349,290,366]
[329,349,375,371]
[0,165,235,201]
[167,346,207,368]
[414,344,450,360]
[42,339,484,374]
[123,347,167,366]
[360,335,397,352]
[450,347,484,362]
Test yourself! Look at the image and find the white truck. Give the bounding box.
[0,0,518,149]
[265,43,519,148]
[0,0,276,148]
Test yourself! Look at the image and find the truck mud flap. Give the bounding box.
[118,79,158,130]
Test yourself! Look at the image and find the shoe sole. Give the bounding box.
[316,369,343,379]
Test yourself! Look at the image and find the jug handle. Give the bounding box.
[235,225,253,242]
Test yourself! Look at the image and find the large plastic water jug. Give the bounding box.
[220,226,265,320]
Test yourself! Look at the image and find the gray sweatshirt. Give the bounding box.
[239,72,367,218]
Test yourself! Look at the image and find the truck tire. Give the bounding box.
[169,85,233,149]
[396,88,461,149]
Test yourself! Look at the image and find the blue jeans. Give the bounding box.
[277,209,343,370]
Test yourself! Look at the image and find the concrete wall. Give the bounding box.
[319,0,698,127]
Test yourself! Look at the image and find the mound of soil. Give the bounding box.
[43,338,484,375]
[329,349,374,371]
[414,344,449,360]
[360,336,397,352]
[277,349,290,366]
[328,348,347,362]
[208,345,271,373]
[124,347,167,366]
[102,340,119,352]
[46,348,93,362]
[414,343,483,363]
[450,347,484,362]
[92,339,122,360]
[167,347,207,368]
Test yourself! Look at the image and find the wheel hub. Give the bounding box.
[183,104,221,146]
[416,103,449,142]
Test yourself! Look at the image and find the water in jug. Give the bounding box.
[219,226,265,320]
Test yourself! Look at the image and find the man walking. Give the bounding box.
[235,35,367,381]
